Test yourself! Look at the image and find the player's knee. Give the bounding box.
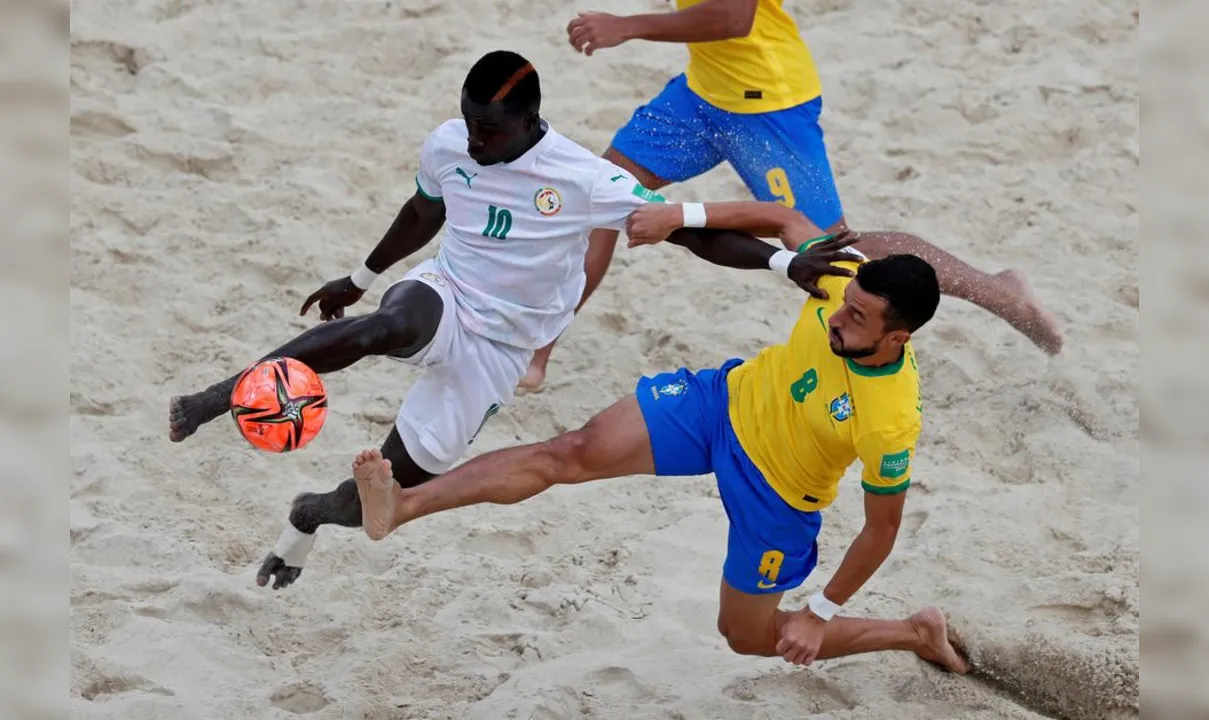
[716,611,773,656]
[718,624,766,657]
[357,305,434,355]
[539,430,593,485]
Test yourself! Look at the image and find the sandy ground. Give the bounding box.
[70,0,1138,717]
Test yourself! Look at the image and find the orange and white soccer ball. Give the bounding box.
[229,357,327,452]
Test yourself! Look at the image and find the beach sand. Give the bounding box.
[70,0,1138,717]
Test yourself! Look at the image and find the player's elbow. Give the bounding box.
[862,519,902,547]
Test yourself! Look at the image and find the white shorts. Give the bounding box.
[387,259,532,475]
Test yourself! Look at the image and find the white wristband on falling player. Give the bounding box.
[681,202,707,228]
[807,592,843,622]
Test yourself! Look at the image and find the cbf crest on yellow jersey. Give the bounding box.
[725,254,922,512]
[675,0,822,114]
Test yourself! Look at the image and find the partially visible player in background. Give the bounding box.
[520,0,1063,390]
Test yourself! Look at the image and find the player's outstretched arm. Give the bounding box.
[567,0,757,55]
[300,190,446,320]
[628,201,1064,352]
[664,227,857,299]
[626,200,818,250]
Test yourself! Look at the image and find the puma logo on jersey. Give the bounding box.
[455,167,477,187]
[610,174,626,183]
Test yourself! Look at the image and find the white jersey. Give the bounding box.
[414,119,665,351]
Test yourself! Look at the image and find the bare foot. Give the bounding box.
[518,363,546,393]
[908,607,971,674]
[352,449,396,541]
[996,269,1064,355]
[168,383,234,442]
[518,344,554,392]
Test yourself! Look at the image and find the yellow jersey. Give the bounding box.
[726,257,922,512]
[676,0,823,114]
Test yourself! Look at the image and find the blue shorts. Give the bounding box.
[611,74,844,230]
[635,359,822,596]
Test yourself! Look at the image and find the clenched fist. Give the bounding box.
[566,12,635,56]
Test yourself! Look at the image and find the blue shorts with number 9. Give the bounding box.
[611,74,844,230]
[635,358,823,595]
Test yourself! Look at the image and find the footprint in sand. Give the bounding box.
[723,672,857,712]
[903,510,930,539]
[270,683,331,715]
[459,529,539,560]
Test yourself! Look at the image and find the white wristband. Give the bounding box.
[808,592,843,622]
[681,202,707,228]
[349,262,379,291]
[272,524,317,568]
[768,249,796,278]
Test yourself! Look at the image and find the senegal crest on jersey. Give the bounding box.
[533,186,563,216]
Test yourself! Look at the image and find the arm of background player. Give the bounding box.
[625,0,757,43]
[568,0,757,53]
[361,189,446,275]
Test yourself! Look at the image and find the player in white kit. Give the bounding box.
[165,50,849,589]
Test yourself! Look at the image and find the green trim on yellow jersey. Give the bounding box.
[797,234,835,252]
[724,275,922,514]
[861,479,911,495]
[845,353,906,378]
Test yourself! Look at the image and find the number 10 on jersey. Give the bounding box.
[482,205,512,240]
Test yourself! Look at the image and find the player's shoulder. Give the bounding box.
[537,128,618,186]
[421,119,468,156]
[849,350,921,430]
[430,118,467,141]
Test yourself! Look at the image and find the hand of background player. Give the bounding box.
[300,276,365,321]
[787,233,859,300]
[624,203,682,247]
[567,12,633,56]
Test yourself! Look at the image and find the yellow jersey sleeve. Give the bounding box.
[855,426,918,495]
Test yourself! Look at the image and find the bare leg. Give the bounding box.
[169,281,442,442]
[355,396,655,539]
[718,581,970,672]
[854,231,1063,354]
[255,426,434,590]
[520,149,670,391]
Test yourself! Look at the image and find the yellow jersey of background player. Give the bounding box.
[566,0,842,229]
[525,0,850,391]
[680,0,823,113]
